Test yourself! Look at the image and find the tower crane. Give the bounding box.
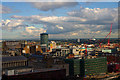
[99,23,113,48]
[84,42,88,56]
[107,23,113,46]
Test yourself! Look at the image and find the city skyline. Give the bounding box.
[1,2,118,39]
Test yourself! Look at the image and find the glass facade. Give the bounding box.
[40,33,48,46]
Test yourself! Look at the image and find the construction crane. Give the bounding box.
[99,23,113,48]
[85,44,87,56]
[108,23,113,46]
[84,42,88,56]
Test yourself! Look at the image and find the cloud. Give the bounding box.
[6,7,118,38]
[25,26,46,34]
[11,15,88,34]
[67,7,118,23]
[56,25,63,30]
[2,19,27,31]
[19,26,46,39]
[71,32,78,36]
[67,7,118,31]
[32,2,78,11]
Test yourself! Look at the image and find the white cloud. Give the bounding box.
[68,7,118,23]
[25,26,46,34]
[5,7,118,38]
[18,26,47,39]
[2,19,26,31]
[56,25,64,30]
[11,15,89,34]
[39,16,87,23]
[71,32,78,36]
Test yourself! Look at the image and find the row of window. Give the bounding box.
[2,61,27,68]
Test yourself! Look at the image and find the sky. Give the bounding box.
[0,2,119,39]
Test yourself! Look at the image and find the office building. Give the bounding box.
[65,57,107,77]
[40,33,48,47]
[40,33,48,52]
[77,39,80,43]
[82,57,107,76]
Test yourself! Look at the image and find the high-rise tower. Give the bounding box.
[40,33,48,46]
[40,33,48,52]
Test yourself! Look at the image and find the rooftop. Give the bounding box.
[2,56,27,63]
[40,33,48,35]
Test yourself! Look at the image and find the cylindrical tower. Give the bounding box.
[40,33,48,47]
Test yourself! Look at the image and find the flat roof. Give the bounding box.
[2,56,27,63]
[40,33,48,35]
